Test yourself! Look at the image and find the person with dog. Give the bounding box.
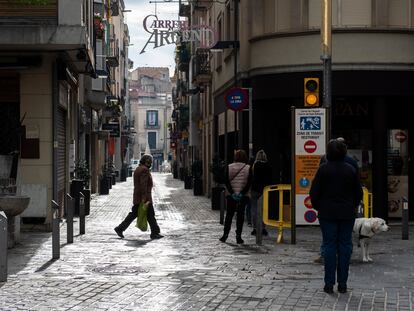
[310,139,363,294]
[114,154,163,240]
[250,150,272,236]
[220,149,252,244]
[315,137,359,264]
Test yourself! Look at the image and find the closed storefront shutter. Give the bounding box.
[57,106,66,210]
[389,0,409,27]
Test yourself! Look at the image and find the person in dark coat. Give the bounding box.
[250,150,272,236]
[310,139,363,294]
[114,154,163,240]
[315,137,359,263]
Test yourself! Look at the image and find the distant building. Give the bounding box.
[129,67,173,172]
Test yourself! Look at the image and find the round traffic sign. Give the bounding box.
[304,196,313,209]
[304,210,318,223]
[225,87,249,111]
[395,131,407,143]
[304,140,317,154]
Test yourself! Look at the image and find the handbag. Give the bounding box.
[136,202,148,231]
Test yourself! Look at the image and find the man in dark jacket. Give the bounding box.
[114,154,163,240]
[310,139,363,294]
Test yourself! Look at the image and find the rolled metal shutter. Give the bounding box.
[57,106,66,209]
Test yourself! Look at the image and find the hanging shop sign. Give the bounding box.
[102,122,120,137]
[294,108,326,225]
[140,14,217,54]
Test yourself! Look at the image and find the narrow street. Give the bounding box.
[1,174,414,311]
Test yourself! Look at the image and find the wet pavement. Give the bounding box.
[1,173,414,310]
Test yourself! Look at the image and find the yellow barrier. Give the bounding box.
[262,184,291,244]
[263,185,373,244]
[362,187,373,218]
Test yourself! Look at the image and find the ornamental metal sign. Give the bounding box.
[140,14,217,54]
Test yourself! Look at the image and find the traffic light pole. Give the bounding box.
[322,55,332,140]
[321,0,332,139]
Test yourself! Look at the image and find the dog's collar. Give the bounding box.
[359,223,375,240]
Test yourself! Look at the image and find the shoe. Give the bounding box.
[323,285,334,294]
[219,235,228,243]
[236,237,244,244]
[314,256,324,264]
[114,227,124,239]
[251,229,256,236]
[247,222,252,227]
[338,284,347,294]
[262,229,268,236]
[150,233,164,239]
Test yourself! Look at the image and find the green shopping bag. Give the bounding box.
[136,202,148,231]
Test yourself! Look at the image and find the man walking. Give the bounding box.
[114,154,163,239]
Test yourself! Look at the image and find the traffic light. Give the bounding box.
[304,78,319,107]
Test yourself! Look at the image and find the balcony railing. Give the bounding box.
[0,0,57,24]
[145,123,160,129]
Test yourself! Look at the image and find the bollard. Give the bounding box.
[0,211,7,282]
[52,200,60,259]
[402,197,409,240]
[256,195,263,246]
[79,192,85,235]
[219,190,225,225]
[66,193,74,244]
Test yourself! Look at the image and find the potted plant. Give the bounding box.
[74,159,91,215]
[184,166,192,189]
[94,14,105,39]
[210,154,227,210]
[192,160,203,196]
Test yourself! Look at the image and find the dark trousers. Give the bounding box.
[319,218,355,287]
[223,196,247,237]
[117,203,160,235]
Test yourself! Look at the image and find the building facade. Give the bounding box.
[0,0,131,227]
[180,0,414,220]
[129,67,173,172]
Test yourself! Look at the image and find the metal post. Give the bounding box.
[402,197,409,240]
[291,107,296,244]
[79,192,85,235]
[321,0,332,137]
[224,109,228,163]
[256,195,263,245]
[248,88,253,159]
[52,200,60,259]
[220,189,225,225]
[66,194,74,244]
[0,211,7,282]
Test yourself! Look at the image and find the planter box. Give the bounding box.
[212,186,224,210]
[99,178,109,195]
[193,178,203,196]
[184,175,192,189]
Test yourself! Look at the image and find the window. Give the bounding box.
[146,110,158,127]
[148,132,156,150]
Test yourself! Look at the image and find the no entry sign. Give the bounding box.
[304,140,317,154]
[225,87,249,111]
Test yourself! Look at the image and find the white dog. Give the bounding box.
[353,217,390,262]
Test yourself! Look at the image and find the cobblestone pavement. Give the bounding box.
[1,173,414,311]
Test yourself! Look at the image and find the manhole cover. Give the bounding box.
[92,264,147,275]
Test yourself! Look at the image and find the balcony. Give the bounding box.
[0,0,57,24]
[176,43,190,72]
[144,123,160,130]
[106,25,119,67]
[193,48,211,85]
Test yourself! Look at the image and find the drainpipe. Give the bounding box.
[52,61,58,226]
